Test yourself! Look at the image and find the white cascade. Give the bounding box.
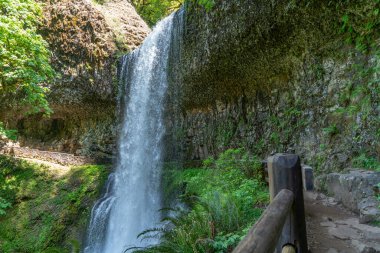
[84,14,174,253]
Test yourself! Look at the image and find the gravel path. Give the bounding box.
[305,191,380,253]
[1,144,94,177]
[2,146,93,166]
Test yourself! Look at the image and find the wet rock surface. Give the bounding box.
[165,55,379,169]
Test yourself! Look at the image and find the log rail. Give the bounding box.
[233,153,312,253]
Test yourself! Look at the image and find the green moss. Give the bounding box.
[215,121,235,148]
[313,154,327,175]
[0,155,109,253]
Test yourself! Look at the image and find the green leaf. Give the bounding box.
[0,0,54,115]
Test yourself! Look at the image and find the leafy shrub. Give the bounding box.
[132,0,214,27]
[212,233,242,253]
[136,149,268,253]
[132,0,183,26]
[352,154,380,171]
[213,148,263,179]
[0,197,11,216]
[0,0,54,114]
[0,122,17,141]
[202,156,215,168]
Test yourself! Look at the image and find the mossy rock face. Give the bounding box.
[166,54,380,173]
[164,0,380,172]
[170,0,348,109]
[167,0,379,110]
[0,155,110,253]
[39,0,150,108]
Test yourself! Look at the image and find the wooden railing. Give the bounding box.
[233,153,312,253]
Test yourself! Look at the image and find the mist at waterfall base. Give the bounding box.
[84,14,174,253]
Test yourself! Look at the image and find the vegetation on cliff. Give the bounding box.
[171,0,380,175]
[340,0,380,53]
[0,156,108,253]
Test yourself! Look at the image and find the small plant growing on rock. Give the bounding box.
[322,124,339,136]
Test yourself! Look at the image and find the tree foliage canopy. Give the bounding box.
[0,0,54,115]
[132,0,184,26]
[132,0,214,27]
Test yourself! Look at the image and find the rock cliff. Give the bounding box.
[2,0,379,173]
[165,0,379,173]
[2,0,150,161]
[41,0,149,109]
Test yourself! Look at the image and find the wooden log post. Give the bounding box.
[302,165,314,191]
[282,245,296,253]
[268,153,308,253]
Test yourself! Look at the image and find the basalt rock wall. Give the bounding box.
[165,0,379,173]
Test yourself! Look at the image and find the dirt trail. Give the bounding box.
[305,192,380,253]
[18,157,71,177]
[1,144,94,177]
[2,145,93,165]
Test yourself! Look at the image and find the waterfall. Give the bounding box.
[84,13,175,253]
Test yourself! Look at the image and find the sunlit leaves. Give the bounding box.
[132,0,184,26]
[0,0,54,115]
[132,0,214,26]
[195,0,214,11]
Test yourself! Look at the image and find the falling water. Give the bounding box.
[84,14,174,253]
